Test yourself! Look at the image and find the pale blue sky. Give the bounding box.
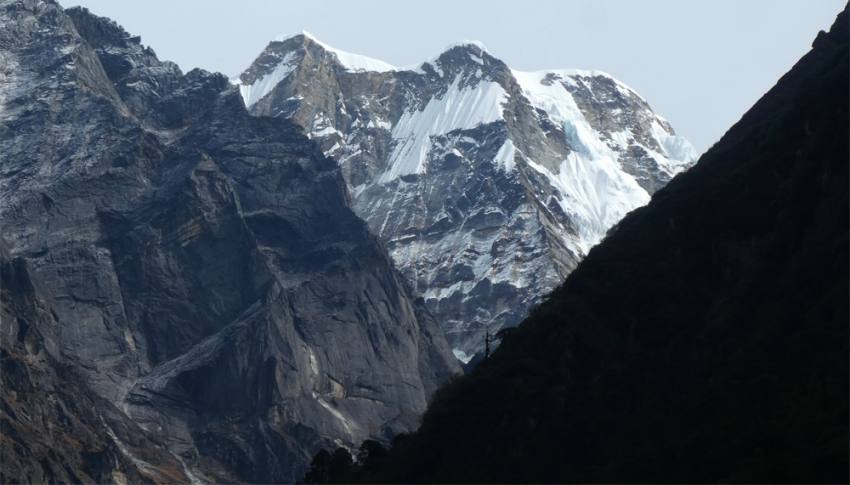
[58,0,845,153]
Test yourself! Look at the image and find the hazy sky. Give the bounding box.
[58,0,844,153]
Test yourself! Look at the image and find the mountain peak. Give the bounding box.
[65,6,143,48]
[269,30,397,73]
[441,40,489,54]
[272,29,318,43]
[411,40,501,78]
[235,30,396,107]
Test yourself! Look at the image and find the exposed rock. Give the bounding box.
[0,1,458,482]
[0,242,192,484]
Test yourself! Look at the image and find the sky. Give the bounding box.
[57,0,844,153]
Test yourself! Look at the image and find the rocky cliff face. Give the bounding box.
[0,1,458,482]
[1,242,193,484]
[236,34,697,360]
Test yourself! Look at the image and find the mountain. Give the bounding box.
[307,6,849,483]
[1,242,197,483]
[0,1,458,482]
[236,33,697,361]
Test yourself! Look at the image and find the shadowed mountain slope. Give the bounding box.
[314,6,849,483]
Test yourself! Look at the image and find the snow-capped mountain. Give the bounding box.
[237,32,698,361]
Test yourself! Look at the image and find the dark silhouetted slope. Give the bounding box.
[317,6,849,483]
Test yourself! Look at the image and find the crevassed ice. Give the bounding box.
[381,78,508,181]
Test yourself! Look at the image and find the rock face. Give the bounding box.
[317,6,850,483]
[0,1,458,482]
[1,242,192,484]
[236,33,697,360]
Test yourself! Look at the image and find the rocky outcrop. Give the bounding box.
[236,33,697,360]
[0,1,458,482]
[1,242,192,484]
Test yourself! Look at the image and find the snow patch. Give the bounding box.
[453,348,473,364]
[492,139,517,172]
[237,50,299,108]
[316,396,355,436]
[308,347,320,376]
[311,125,341,138]
[324,142,342,156]
[382,78,508,181]
[648,119,699,175]
[367,118,392,130]
[309,112,343,139]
